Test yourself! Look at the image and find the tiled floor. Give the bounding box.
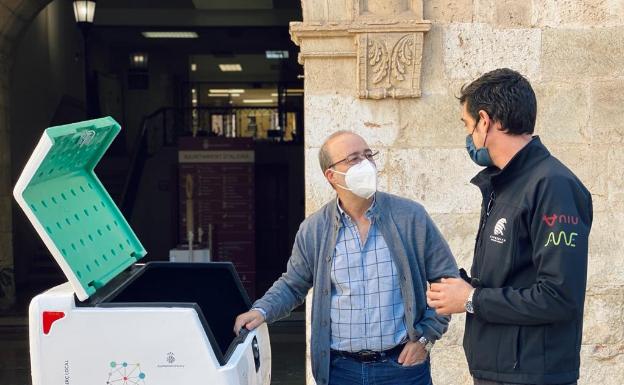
[0,314,306,385]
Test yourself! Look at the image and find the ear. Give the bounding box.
[324,168,335,185]
[478,109,492,130]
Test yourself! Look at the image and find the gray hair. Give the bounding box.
[318,130,354,173]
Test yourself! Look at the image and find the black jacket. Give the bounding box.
[464,137,593,384]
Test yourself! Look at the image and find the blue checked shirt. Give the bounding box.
[330,198,407,352]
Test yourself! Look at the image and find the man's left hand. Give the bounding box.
[427,277,474,315]
[397,340,428,366]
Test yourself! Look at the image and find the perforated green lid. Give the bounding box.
[13,117,146,301]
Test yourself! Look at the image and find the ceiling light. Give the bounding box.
[129,53,148,69]
[142,31,198,39]
[272,92,303,97]
[218,64,242,72]
[133,55,146,63]
[209,89,245,94]
[243,99,274,104]
[265,50,289,59]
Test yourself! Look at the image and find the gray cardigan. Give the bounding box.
[252,192,459,384]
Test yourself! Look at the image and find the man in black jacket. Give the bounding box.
[426,68,592,385]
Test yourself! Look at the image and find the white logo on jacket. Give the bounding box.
[494,218,507,236]
[490,218,507,244]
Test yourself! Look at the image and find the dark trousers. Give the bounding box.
[329,350,432,385]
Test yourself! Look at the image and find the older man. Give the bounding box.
[234,130,458,385]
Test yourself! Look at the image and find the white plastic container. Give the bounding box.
[14,117,271,385]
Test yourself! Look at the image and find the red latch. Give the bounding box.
[42,311,65,335]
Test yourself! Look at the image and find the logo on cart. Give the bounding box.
[489,218,508,244]
[107,361,146,384]
[64,360,70,385]
[157,351,185,369]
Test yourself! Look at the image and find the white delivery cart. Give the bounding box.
[13,117,271,385]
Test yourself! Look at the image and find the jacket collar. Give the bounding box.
[470,136,551,192]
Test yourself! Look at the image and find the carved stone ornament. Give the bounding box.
[357,31,425,99]
[290,0,431,99]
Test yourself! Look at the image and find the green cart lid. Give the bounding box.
[13,117,146,301]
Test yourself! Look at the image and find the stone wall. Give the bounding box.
[292,1,624,384]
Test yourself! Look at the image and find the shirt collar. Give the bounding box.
[336,194,377,221]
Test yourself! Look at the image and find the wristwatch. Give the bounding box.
[465,288,476,314]
[417,336,434,353]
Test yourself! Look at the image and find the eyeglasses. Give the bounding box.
[328,150,379,169]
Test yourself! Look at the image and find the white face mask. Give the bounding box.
[332,159,377,199]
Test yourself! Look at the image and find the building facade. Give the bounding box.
[1,0,623,383]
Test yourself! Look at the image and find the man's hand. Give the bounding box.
[233,310,265,336]
[398,340,428,366]
[427,277,474,315]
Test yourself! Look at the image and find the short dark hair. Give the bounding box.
[459,68,537,135]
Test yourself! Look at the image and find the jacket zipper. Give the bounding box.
[475,191,496,276]
[513,326,520,369]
